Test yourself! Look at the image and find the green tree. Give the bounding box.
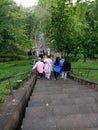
[0,0,35,56]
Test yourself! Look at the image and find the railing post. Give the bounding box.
[8,79,15,102]
[86,69,90,78]
[78,68,80,75]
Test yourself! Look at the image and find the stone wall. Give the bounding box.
[0,74,37,130]
[69,74,98,90]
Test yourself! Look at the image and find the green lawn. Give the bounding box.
[71,59,98,82]
[0,58,33,102]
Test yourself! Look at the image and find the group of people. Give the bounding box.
[32,52,71,81]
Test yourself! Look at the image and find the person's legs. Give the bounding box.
[67,71,70,77]
[53,71,57,80]
[45,72,49,79]
[47,72,50,79]
[37,72,40,78]
[64,72,67,80]
[59,70,62,77]
[57,72,59,79]
[38,72,43,78]
[62,72,64,78]
[48,70,51,79]
[40,73,43,78]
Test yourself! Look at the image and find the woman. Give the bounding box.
[44,61,52,79]
[52,57,62,80]
[62,57,71,80]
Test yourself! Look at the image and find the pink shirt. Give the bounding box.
[32,61,44,73]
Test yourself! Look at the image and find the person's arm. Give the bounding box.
[32,63,37,70]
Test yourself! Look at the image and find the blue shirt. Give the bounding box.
[52,61,62,72]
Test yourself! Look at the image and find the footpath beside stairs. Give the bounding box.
[21,77,98,130]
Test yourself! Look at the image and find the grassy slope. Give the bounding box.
[0,41,35,101]
[0,58,33,101]
[71,59,98,82]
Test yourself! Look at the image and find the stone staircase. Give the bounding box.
[21,78,98,130]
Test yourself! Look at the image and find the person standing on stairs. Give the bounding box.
[32,57,44,79]
[52,57,62,80]
[61,57,71,80]
[44,61,52,79]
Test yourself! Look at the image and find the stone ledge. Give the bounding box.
[69,74,98,90]
[0,74,37,130]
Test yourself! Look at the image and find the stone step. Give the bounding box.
[21,113,98,130]
[55,113,98,129]
[53,104,98,117]
[21,78,98,130]
[33,79,89,92]
[71,128,98,130]
[24,104,98,119]
[21,117,57,130]
[32,88,96,97]
[30,91,98,100]
[33,82,88,90]
[28,95,96,107]
[24,106,53,119]
[30,90,98,100]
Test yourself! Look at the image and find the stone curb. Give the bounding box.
[0,74,37,130]
[69,74,98,90]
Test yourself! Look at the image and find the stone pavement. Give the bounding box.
[21,77,98,130]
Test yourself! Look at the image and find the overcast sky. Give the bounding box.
[14,0,77,7]
[14,0,39,7]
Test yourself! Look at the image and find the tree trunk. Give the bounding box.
[83,54,86,62]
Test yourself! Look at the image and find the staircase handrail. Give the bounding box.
[71,67,98,79]
[0,70,33,101]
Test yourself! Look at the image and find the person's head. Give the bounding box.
[64,57,70,63]
[38,57,41,61]
[55,57,60,66]
[44,55,48,58]
[55,50,59,52]
[56,57,60,62]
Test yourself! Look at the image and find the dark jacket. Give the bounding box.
[62,62,71,72]
[62,57,71,72]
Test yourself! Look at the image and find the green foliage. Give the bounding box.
[68,53,81,62]
[36,0,98,60]
[0,0,87,62]
[24,9,37,39]
[0,0,36,56]
[0,41,28,62]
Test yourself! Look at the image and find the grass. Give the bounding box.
[0,58,34,102]
[71,59,98,82]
